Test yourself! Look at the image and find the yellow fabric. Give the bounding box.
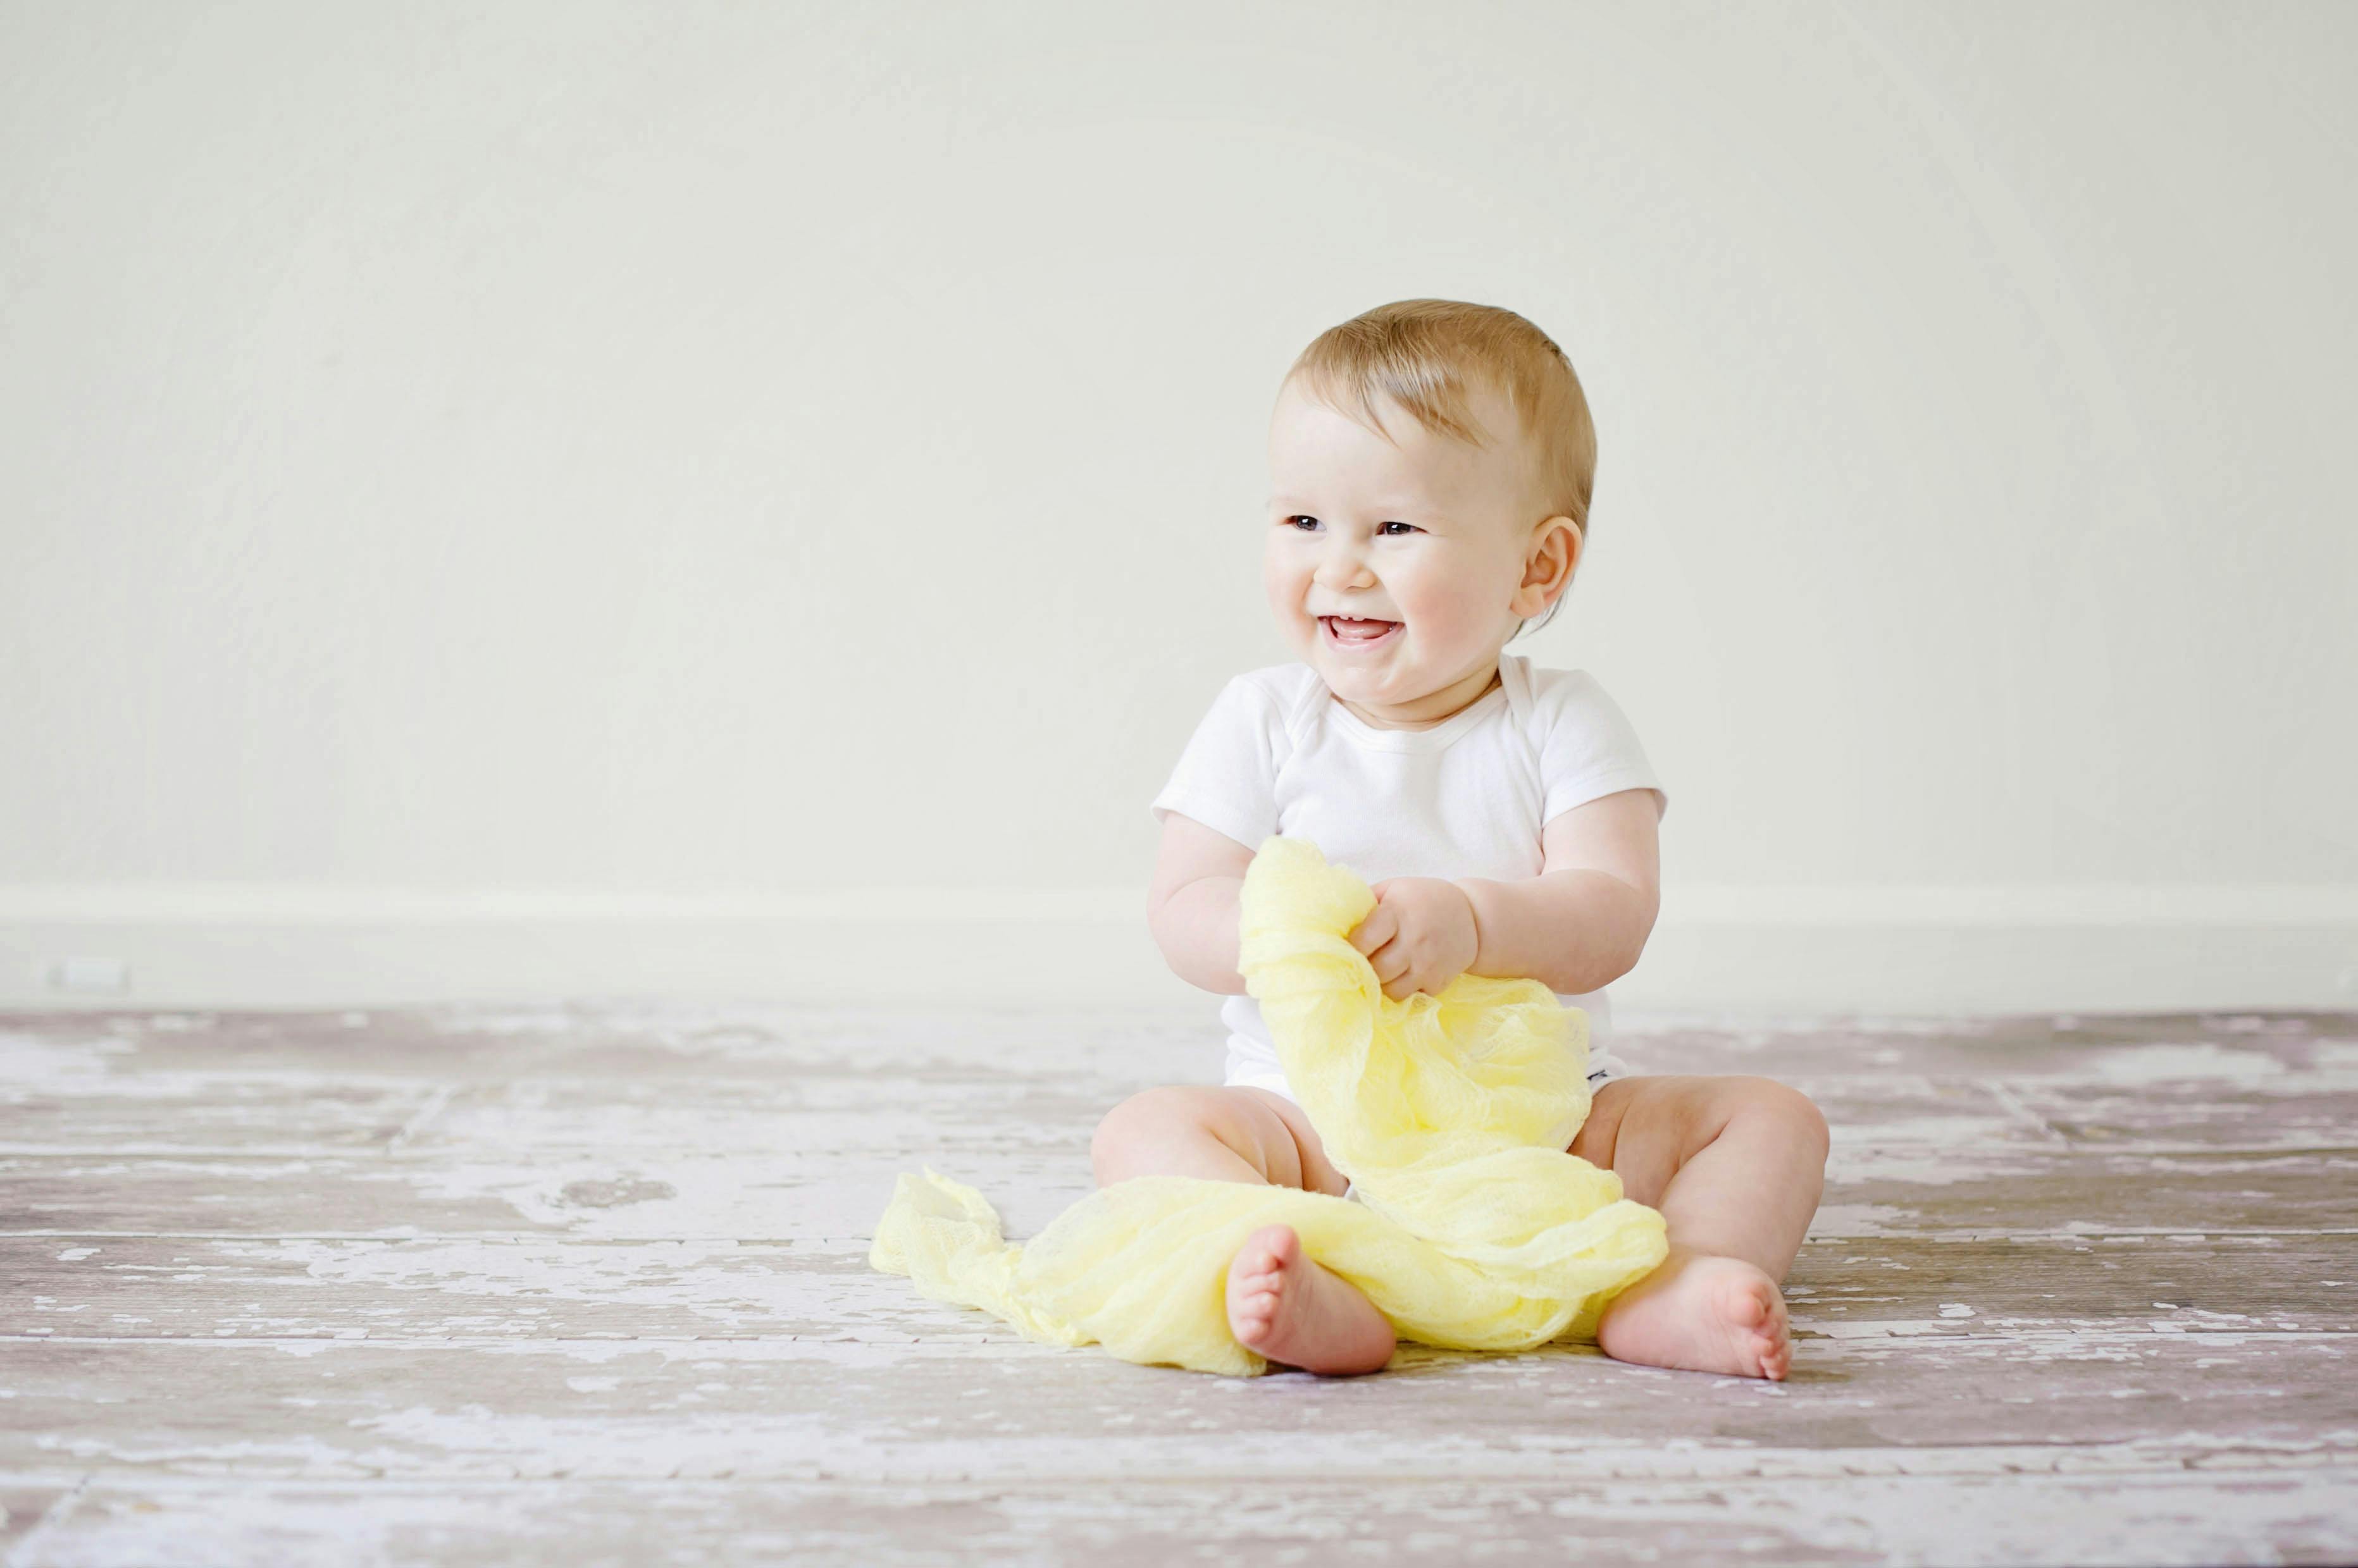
[868,834,1670,1376]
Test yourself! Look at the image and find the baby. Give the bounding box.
[1096,299,1830,1381]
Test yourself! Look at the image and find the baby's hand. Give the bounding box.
[1348,877,1480,1003]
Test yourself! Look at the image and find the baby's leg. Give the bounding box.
[1090,1085,1348,1192]
[1570,1073,1831,1381]
[1091,1085,1393,1374]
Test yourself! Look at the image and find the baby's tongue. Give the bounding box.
[1334,618,1396,639]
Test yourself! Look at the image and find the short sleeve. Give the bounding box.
[1536,670,1670,826]
[1149,675,1282,852]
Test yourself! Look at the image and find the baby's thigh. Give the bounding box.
[1091,1083,1347,1195]
[1567,1074,1813,1209]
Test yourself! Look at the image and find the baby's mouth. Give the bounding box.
[1321,616,1401,648]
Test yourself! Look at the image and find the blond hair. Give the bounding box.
[1283,299,1597,640]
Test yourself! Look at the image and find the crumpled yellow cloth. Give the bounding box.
[869,834,1670,1376]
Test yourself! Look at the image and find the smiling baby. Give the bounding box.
[1098,299,1831,1380]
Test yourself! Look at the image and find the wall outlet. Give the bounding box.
[49,956,132,994]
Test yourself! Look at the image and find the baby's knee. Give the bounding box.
[1091,1085,1224,1181]
[1737,1077,1830,1161]
[1091,1084,1303,1188]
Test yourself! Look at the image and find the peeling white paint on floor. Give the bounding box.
[3,1005,2355,1564]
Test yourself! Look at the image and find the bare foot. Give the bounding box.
[1225,1224,1396,1376]
[1595,1245,1793,1380]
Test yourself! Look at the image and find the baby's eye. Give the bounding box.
[1282,516,1418,536]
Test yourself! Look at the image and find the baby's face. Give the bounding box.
[1263,376,1560,717]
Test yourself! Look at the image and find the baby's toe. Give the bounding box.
[1232,1237,1281,1276]
[1255,1225,1303,1266]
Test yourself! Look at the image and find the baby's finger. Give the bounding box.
[1349,907,1394,956]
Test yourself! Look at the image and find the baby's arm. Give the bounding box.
[1456,787,1663,996]
[1146,811,1257,994]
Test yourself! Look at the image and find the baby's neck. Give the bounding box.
[1333,660,1502,731]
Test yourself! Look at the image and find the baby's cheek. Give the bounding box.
[1410,587,1489,645]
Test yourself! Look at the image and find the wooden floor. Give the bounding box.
[2,1005,2354,1566]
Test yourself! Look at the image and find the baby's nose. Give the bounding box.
[1315,547,1374,585]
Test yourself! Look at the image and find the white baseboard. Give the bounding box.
[2,884,2354,1014]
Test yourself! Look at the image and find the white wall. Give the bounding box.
[3,1,2354,1013]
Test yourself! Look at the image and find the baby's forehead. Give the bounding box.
[1279,381,1539,504]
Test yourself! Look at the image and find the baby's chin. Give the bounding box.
[1305,624,1511,707]
[1309,646,1420,699]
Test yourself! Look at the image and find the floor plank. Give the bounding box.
[3,1335,2354,1480]
[6,1232,2353,1342]
[11,1470,2350,1568]
[8,1145,2354,1244]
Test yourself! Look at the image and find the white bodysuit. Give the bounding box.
[1150,652,1670,1105]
